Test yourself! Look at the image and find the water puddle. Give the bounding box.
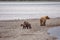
[47,26,60,40]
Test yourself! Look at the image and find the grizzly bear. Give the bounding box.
[40,16,50,26]
[21,21,31,29]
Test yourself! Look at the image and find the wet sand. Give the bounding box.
[0,18,60,40]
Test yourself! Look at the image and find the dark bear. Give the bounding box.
[21,24,26,29]
[40,16,50,26]
[21,21,31,29]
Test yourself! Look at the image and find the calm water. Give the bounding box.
[0,14,60,20]
[48,26,60,40]
[0,2,60,20]
[0,14,42,20]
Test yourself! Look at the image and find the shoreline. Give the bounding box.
[0,18,60,40]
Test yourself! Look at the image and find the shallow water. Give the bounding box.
[47,26,60,40]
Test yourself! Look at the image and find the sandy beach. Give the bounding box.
[0,18,60,40]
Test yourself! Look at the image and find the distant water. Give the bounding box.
[0,14,42,20]
[0,12,60,20]
[48,26,60,40]
[0,14,60,20]
[0,2,60,20]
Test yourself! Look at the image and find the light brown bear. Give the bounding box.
[21,21,32,29]
[40,16,50,26]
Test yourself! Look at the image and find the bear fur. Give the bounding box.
[21,21,31,29]
[40,16,50,26]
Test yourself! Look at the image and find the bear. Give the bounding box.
[21,21,32,29]
[40,16,50,26]
[21,24,26,29]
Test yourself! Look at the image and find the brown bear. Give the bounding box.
[21,21,31,29]
[21,24,26,29]
[40,16,50,26]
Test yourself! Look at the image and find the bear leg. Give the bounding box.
[29,26,32,29]
[43,20,46,26]
[23,26,26,29]
[27,26,29,29]
[40,21,43,26]
[40,19,44,26]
